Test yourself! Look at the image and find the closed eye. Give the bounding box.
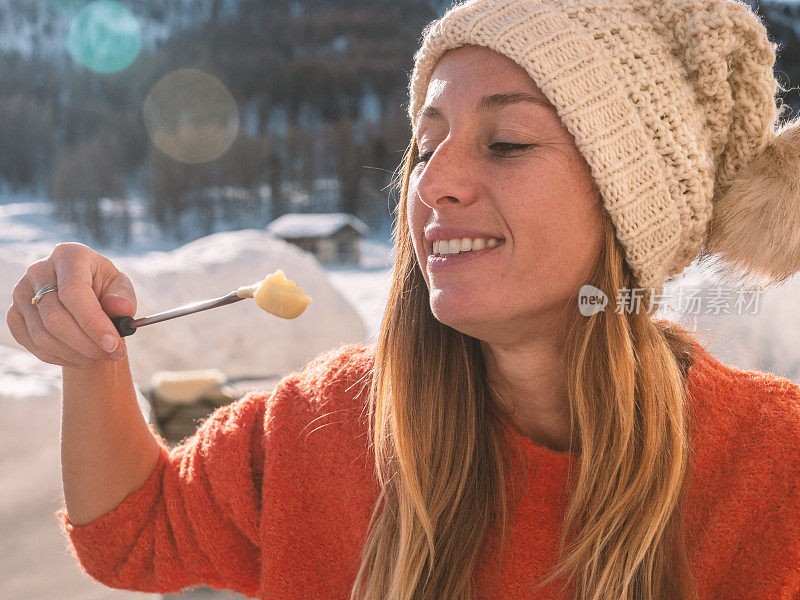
[489,142,536,157]
[414,142,535,165]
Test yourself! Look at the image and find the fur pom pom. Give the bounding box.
[699,116,800,289]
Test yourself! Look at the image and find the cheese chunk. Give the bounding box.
[252,269,311,319]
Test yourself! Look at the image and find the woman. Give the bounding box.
[7,0,800,599]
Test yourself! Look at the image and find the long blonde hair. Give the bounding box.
[349,135,701,600]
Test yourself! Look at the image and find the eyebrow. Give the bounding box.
[414,92,554,125]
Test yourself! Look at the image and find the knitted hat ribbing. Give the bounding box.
[407,0,800,296]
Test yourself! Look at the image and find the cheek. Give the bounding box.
[515,188,603,278]
[552,200,604,279]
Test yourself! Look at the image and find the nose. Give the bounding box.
[414,135,481,210]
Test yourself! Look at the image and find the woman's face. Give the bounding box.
[407,45,605,342]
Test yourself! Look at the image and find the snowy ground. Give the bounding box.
[324,236,394,343]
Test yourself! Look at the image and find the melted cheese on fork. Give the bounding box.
[236,269,311,319]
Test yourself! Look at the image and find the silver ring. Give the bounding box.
[32,284,58,307]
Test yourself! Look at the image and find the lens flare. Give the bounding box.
[66,0,141,74]
[143,68,240,164]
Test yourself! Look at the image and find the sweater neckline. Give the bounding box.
[498,410,581,463]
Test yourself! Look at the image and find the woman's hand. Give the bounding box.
[6,242,137,367]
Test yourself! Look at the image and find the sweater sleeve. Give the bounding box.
[54,389,270,598]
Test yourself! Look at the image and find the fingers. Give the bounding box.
[7,243,134,368]
[5,304,83,367]
[10,276,96,367]
[52,251,128,353]
[27,260,115,362]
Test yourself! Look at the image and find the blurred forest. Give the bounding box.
[0,0,799,246]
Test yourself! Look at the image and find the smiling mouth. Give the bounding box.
[429,237,505,257]
[426,240,506,269]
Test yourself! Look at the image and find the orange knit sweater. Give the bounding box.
[56,334,800,599]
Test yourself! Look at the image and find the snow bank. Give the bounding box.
[0,229,367,388]
[116,229,368,385]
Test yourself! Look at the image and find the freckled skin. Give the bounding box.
[407,45,605,450]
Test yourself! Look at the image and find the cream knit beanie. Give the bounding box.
[407,0,800,296]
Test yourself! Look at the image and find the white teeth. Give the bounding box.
[432,236,503,256]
